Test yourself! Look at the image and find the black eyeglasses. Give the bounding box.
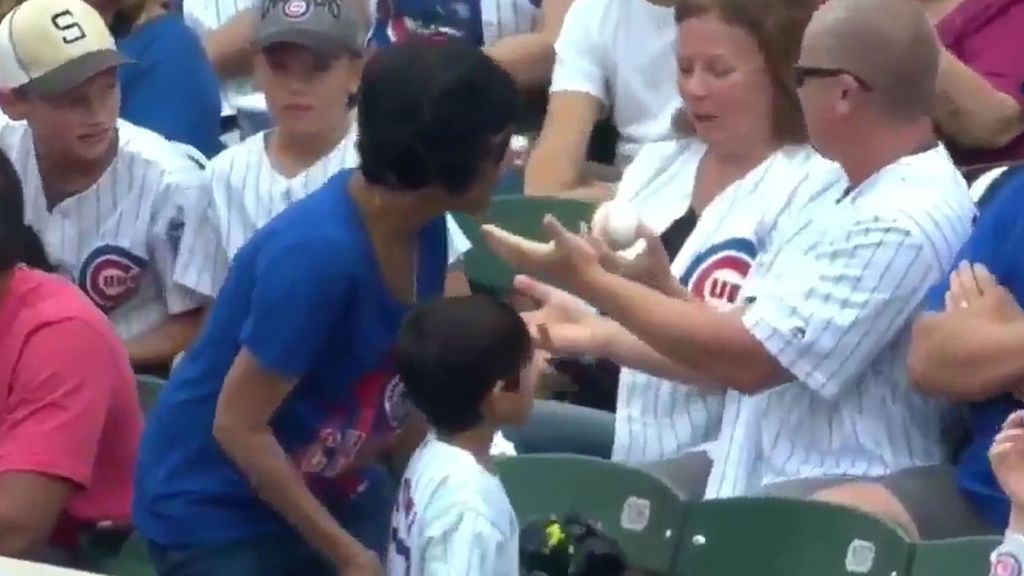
[793,65,873,91]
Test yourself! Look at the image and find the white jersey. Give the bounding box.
[706,145,975,499]
[0,117,206,340]
[174,126,471,299]
[550,0,681,166]
[610,140,845,465]
[388,436,519,576]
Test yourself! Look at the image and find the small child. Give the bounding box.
[388,294,538,576]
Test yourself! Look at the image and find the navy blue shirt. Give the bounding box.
[926,167,1024,530]
[118,13,223,159]
[133,170,448,546]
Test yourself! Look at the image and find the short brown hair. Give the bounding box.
[672,0,818,144]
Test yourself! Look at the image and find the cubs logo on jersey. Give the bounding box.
[78,245,149,312]
[679,237,757,311]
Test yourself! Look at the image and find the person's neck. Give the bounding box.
[35,139,116,209]
[271,121,351,177]
[347,171,446,243]
[440,426,497,469]
[838,118,936,189]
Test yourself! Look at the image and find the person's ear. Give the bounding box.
[0,89,28,121]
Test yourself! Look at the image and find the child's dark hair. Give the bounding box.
[356,38,519,196]
[0,150,52,273]
[397,294,533,435]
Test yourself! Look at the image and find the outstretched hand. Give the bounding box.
[514,275,611,359]
[589,223,688,299]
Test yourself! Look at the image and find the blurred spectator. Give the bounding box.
[524,0,681,199]
[0,150,141,567]
[924,0,1024,165]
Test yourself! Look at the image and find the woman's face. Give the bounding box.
[676,12,777,148]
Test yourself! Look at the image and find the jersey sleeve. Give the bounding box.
[549,0,609,103]
[742,217,938,401]
[172,181,230,300]
[149,176,208,315]
[445,213,471,268]
[421,511,511,576]
[0,320,123,488]
[240,235,354,378]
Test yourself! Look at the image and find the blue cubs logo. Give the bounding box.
[78,245,147,312]
[679,238,757,312]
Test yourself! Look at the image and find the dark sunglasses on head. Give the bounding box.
[793,65,873,91]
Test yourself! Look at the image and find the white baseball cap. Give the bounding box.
[0,0,131,97]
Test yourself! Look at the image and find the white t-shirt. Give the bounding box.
[173,125,471,299]
[549,0,681,166]
[610,139,845,464]
[706,145,975,498]
[0,117,206,340]
[388,436,519,576]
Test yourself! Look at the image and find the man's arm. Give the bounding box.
[933,49,1024,150]
[594,315,721,387]
[0,320,126,558]
[201,8,258,80]
[484,0,575,88]
[125,309,204,369]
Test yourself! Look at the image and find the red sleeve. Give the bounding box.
[0,320,121,488]
[942,1,1024,107]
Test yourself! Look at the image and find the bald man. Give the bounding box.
[479,0,979,540]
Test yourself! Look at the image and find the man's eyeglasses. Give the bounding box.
[793,65,873,91]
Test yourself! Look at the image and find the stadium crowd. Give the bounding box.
[0,0,1024,574]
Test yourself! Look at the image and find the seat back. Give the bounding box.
[80,532,156,576]
[454,196,595,295]
[497,454,683,574]
[674,498,913,576]
[909,536,1000,576]
[135,374,165,415]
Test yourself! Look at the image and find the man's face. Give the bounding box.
[256,43,362,137]
[21,68,120,164]
[795,32,842,159]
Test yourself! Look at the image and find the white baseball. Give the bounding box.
[591,202,640,251]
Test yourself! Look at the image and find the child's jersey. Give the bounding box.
[388,436,519,576]
[0,116,206,339]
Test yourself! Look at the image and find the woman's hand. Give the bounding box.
[514,275,613,358]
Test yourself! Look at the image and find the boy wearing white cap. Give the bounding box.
[0,0,207,372]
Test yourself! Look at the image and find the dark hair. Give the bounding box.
[356,38,519,196]
[673,0,817,144]
[397,294,533,435]
[0,150,52,273]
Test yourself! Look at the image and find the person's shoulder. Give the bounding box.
[8,268,122,344]
[411,440,514,526]
[116,120,208,179]
[0,114,30,151]
[207,131,265,176]
[254,176,360,256]
[617,138,701,201]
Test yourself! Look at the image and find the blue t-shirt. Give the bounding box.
[133,170,448,546]
[118,13,223,159]
[926,166,1024,531]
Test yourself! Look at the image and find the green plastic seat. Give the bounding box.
[80,532,156,576]
[135,374,165,415]
[674,498,914,576]
[453,195,596,296]
[909,536,1000,576]
[496,454,683,574]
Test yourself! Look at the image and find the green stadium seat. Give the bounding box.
[80,531,156,576]
[453,196,596,296]
[135,374,165,414]
[496,454,683,574]
[674,498,913,576]
[909,536,1000,576]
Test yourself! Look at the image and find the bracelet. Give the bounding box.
[991,532,1024,576]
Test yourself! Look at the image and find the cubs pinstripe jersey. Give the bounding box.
[388,436,519,576]
[610,139,845,465]
[705,144,975,499]
[174,125,471,299]
[0,116,207,340]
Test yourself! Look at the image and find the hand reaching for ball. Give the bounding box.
[589,202,688,299]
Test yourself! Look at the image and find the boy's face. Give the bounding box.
[5,69,120,164]
[487,350,541,427]
[256,43,362,137]
[442,133,512,217]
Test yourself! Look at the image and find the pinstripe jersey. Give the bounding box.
[705,144,975,499]
[610,139,845,465]
[388,436,518,576]
[0,116,207,340]
[174,125,471,299]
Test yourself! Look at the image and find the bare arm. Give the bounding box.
[125,309,204,369]
[524,92,602,195]
[934,49,1024,150]
[484,0,574,88]
[0,474,74,559]
[595,316,720,387]
[908,314,1024,401]
[202,8,258,80]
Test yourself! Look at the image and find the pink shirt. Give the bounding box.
[0,267,142,542]
[937,0,1024,166]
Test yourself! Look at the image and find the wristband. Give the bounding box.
[991,532,1024,576]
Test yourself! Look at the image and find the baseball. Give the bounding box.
[591,202,640,251]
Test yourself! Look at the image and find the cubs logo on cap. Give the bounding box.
[282,0,311,19]
[78,245,147,312]
[680,238,757,312]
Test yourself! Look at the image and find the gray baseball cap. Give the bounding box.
[255,0,366,58]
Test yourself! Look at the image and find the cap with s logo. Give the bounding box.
[256,0,367,58]
[0,0,131,97]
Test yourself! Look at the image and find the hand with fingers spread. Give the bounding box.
[481,215,603,295]
[945,261,1024,321]
[991,411,1024,509]
[514,275,613,359]
[589,224,690,300]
